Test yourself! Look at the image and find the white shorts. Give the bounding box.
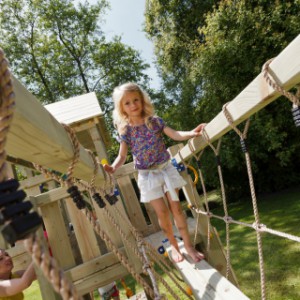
[137,162,187,203]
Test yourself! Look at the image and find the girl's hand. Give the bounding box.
[103,164,115,174]
[191,123,206,137]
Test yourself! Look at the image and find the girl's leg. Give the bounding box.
[165,191,204,263]
[150,197,184,262]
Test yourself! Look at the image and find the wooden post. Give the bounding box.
[21,170,63,300]
[65,197,101,261]
[88,125,108,161]
[40,201,76,269]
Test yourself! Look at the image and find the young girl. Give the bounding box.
[104,82,205,263]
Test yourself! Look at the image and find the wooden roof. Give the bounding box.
[44,92,111,151]
[44,92,103,124]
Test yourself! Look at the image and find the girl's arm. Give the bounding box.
[163,123,206,141]
[0,262,36,297]
[103,141,128,174]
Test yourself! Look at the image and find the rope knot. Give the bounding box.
[252,222,266,232]
[206,211,213,218]
[143,263,151,273]
[223,216,233,224]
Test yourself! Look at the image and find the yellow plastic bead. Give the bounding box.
[100,158,108,165]
[163,251,168,257]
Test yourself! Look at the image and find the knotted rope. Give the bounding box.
[222,103,266,300]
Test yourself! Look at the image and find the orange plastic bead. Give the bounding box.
[185,286,193,295]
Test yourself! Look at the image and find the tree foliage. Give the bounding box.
[145,0,300,199]
[0,0,150,113]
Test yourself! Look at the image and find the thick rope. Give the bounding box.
[24,236,80,300]
[187,140,212,253]
[262,58,300,106]
[201,128,232,280]
[222,103,266,300]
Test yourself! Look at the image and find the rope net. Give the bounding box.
[177,60,300,300]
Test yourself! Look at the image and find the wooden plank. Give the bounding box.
[65,198,101,261]
[40,202,76,269]
[88,125,108,161]
[114,162,136,178]
[174,34,300,163]
[117,175,149,234]
[7,76,105,185]
[7,243,31,271]
[34,186,85,207]
[44,92,103,124]
[166,241,249,300]
[66,249,129,296]
[20,174,51,190]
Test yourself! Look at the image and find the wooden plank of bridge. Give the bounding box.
[7,76,105,186]
[166,241,250,300]
[174,34,300,163]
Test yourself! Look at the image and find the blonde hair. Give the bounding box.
[112,82,154,134]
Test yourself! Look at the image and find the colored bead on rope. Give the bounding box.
[171,158,185,172]
[0,179,42,244]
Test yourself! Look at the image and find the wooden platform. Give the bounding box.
[166,242,249,300]
[145,220,249,300]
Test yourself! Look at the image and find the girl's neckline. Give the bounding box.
[129,123,145,128]
[128,119,146,127]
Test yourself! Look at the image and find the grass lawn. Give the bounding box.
[209,187,300,300]
[24,187,300,299]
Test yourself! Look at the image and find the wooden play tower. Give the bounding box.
[2,76,245,300]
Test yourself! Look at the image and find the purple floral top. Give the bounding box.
[119,116,170,169]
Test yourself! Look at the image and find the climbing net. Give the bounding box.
[175,58,300,300]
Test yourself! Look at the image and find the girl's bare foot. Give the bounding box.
[186,246,205,263]
[171,245,184,262]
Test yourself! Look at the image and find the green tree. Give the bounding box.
[0,0,150,113]
[145,0,300,198]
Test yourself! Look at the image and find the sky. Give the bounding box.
[95,0,161,89]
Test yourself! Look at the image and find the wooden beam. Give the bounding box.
[174,34,300,163]
[66,249,128,296]
[6,76,105,185]
[20,174,51,190]
[166,241,249,300]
